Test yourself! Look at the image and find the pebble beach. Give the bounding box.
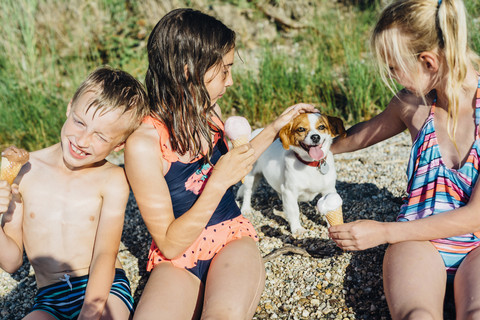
[0,131,457,319]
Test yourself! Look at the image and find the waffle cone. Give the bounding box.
[232,136,249,148]
[231,136,250,183]
[0,157,22,185]
[326,206,343,226]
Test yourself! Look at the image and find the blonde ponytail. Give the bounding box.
[437,0,468,144]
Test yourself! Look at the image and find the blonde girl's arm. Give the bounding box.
[78,166,129,320]
[0,181,24,273]
[387,180,480,244]
[331,94,408,155]
[125,123,254,259]
[330,174,480,251]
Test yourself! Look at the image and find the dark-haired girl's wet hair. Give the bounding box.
[146,8,236,160]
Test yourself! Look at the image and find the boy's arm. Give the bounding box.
[0,181,24,273]
[78,166,129,320]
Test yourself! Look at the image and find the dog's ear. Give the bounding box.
[278,123,293,150]
[327,116,346,138]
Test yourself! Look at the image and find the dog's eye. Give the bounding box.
[318,125,326,130]
[296,127,306,133]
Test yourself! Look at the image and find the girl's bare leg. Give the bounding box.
[102,294,132,320]
[454,246,480,319]
[23,311,57,320]
[383,241,446,320]
[201,237,265,320]
[133,262,203,320]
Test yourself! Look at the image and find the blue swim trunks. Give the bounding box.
[30,268,134,319]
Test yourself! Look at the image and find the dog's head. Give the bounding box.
[278,113,346,160]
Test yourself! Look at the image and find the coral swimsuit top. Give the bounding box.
[143,115,241,227]
[398,78,480,242]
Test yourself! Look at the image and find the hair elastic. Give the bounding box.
[438,0,442,6]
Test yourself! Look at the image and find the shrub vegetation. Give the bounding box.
[1,0,479,150]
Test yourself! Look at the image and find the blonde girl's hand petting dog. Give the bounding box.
[210,143,255,190]
[329,220,390,251]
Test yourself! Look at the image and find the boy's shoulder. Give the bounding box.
[24,144,126,187]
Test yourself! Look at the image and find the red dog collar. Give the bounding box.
[294,152,325,167]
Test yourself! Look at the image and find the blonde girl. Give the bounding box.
[329,0,480,319]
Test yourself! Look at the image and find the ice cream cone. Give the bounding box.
[317,192,343,227]
[232,135,250,183]
[0,146,29,185]
[232,136,250,148]
[0,157,23,185]
[224,116,252,184]
[325,206,343,226]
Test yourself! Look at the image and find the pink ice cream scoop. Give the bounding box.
[224,116,252,147]
[224,116,252,183]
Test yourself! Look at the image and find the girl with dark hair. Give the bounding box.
[125,8,315,319]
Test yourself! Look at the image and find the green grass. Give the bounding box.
[0,0,147,150]
[0,0,479,150]
[223,2,390,124]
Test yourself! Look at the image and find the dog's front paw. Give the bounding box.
[240,204,254,214]
[291,226,307,236]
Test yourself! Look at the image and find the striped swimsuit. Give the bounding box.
[398,82,480,280]
[30,268,134,319]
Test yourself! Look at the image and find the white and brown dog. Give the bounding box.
[237,113,346,234]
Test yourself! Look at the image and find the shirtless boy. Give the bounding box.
[0,67,148,320]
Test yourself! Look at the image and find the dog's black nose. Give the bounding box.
[311,134,320,143]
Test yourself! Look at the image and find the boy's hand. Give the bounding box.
[211,143,255,190]
[0,180,12,214]
[272,103,318,132]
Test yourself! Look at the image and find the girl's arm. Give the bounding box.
[0,182,24,273]
[331,95,409,155]
[390,179,480,243]
[79,166,129,319]
[249,103,317,160]
[125,124,255,259]
[330,175,480,251]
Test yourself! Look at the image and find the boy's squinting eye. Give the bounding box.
[73,117,85,127]
[95,133,109,143]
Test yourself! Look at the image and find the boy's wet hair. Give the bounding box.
[71,66,149,138]
[145,8,236,160]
